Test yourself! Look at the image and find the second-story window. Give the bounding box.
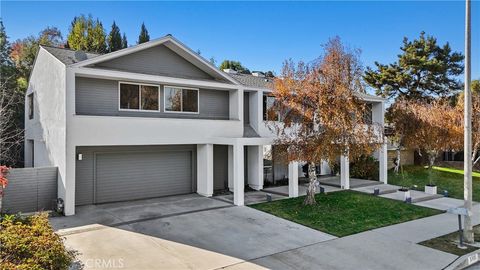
[28,93,34,119]
[119,82,159,111]
[263,95,279,121]
[363,103,373,124]
[164,86,199,113]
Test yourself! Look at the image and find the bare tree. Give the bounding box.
[269,37,383,205]
[0,77,24,166]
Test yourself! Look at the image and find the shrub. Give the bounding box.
[0,212,75,270]
[350,156,379,180]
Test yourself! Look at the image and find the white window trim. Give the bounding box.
[163,85,200,114]
[118,81,161,112]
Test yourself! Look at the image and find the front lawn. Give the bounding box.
[250,191,441,237]
[389,165,480,201]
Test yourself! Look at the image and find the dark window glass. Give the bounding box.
[263,95,279,121]
[141,85,159,110]
[165,87,182,111]
[120,83,139,109]
[28,93,34,119]
[363,103,373,124]
[182,89,198,112]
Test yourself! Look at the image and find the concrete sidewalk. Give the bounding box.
[226,200,480,270]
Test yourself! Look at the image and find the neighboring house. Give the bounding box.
[25,35,387,215]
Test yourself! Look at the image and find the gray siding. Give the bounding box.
[213,145,228,190]
[76,77,230,120]
[75,145,196,205]
[94,44,214,81]
[2,167,57,213]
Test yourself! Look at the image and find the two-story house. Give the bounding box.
[25,35,387,216]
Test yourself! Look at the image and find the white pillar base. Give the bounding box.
[288,161,299,197]
[340,154,350,189]
[197,144,214,197]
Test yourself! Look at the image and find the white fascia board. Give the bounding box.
[72,67,241,90]
[164,37,240,85]
[70,36,239,85]
[70,36,171,68]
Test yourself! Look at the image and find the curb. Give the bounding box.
[444,250,480,270]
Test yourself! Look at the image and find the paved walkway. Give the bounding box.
[226,202,480,270]
[54,183,479,269]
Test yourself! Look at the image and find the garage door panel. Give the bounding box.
[95,151,192,204]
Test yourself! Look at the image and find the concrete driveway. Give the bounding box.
[51,194,335,269]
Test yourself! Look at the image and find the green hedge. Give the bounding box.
[350,156,379,180]
[0,212,75,270]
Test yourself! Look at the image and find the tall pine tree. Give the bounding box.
[121,33,128,49]
[107,21,122,52]
[67,15,107,53]
[137,23,150,44]
[364,32,464,101]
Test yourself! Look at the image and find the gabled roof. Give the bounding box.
[69,35,239,84]
[229,73,274,89]
[42,46,100,65]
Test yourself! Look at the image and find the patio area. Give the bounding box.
[317,176,381,188]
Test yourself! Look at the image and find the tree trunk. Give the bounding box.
[394,147,401,174]
[303,162,317,205]
[427,153,436,186]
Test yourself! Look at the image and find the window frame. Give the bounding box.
[28,93,34,119]
[263,94,279,121]
[163,85,200,114]
[118,81,160,112]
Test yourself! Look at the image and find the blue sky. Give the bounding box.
[1,1,479,82]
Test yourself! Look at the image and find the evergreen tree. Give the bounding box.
[67,15,106,53]
[364,32,464,101]
[86,18,106,53]
[121,33,128,48]
[219,60,250,74]
[0,20,23,166]
[137,23,150,44]
[107,21,122,52]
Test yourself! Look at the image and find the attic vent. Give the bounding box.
[252,72,265,77]
[74,50,88,62]
[223,69,238,74]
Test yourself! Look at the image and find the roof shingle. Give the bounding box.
[42,46,99,65]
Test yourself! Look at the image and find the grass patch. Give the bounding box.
[432,166,480,178]
[249,190,441,237]
[389,165,480,201]
[420,226,480,256]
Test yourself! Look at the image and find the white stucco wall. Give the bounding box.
[24,47,67,202]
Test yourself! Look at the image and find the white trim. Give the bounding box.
[73,67,240,91]
[118,81,161,112]
[163,85,200,114]
[70,35,239,85]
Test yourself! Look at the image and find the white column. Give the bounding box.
[228,145,234,192]
[197,144,214,197]
[288,161,299,197]
[247,145,263,190]
[233,144,244,206]
[379,143,388,184]
[340,154,350,189]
